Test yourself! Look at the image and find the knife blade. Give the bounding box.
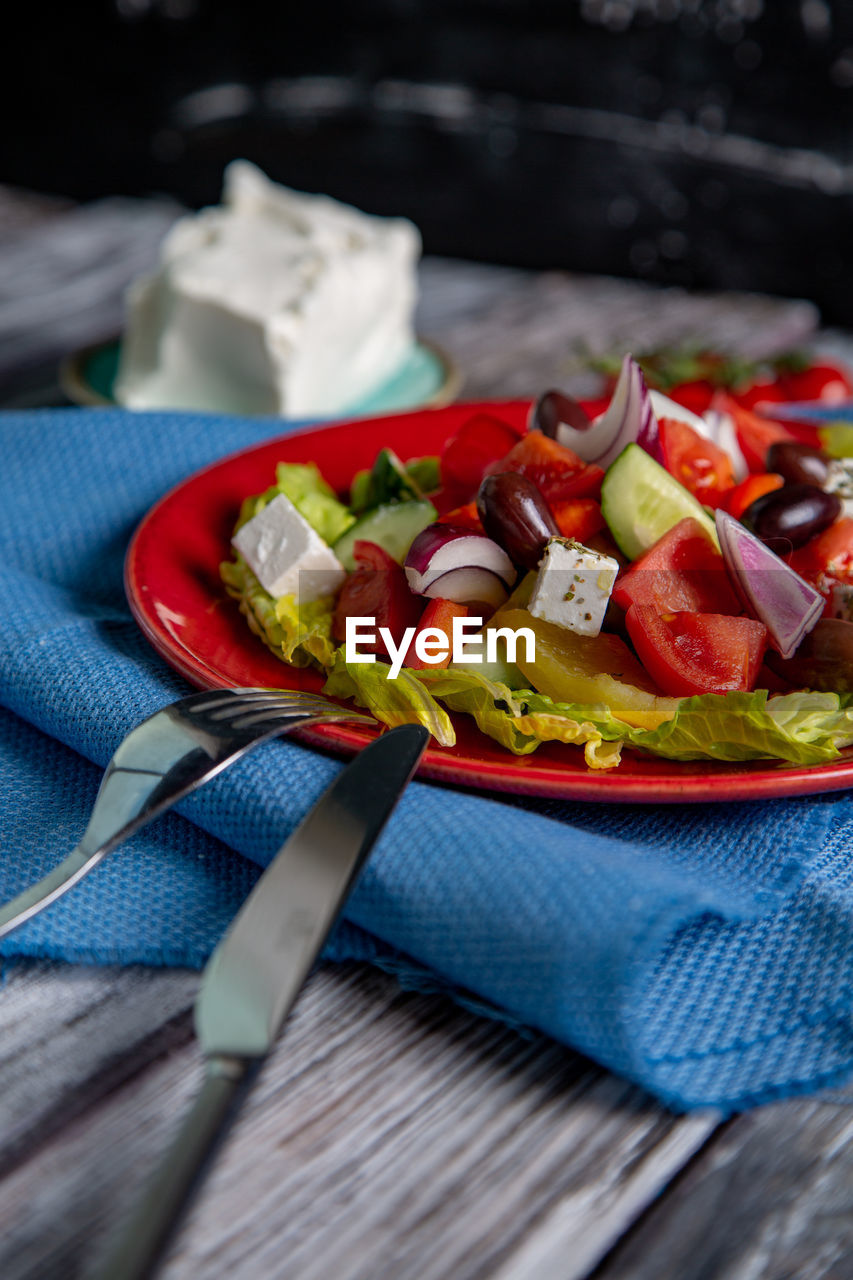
[91,723,428,1280]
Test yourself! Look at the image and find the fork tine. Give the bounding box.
[228,704,372,729]
[188,688,288,714]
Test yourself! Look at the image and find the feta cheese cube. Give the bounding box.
[528,538,618,636]
[115,160,421,417]
[232,493,345,602]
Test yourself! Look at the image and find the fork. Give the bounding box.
[0,688,374,942]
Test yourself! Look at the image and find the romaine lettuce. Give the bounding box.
[323,656,456,746]
[221,555,338,670]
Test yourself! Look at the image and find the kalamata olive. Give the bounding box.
[766,441,831,487]
[764,619,853,691]
[477,472,559,569]
[530,389,592,438]
[741,483,841,549]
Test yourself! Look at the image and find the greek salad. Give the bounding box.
[221,352,853,771]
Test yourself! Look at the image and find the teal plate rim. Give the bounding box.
[60,334,461,419]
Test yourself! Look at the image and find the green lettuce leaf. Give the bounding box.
[323,656,455,746]
[221,555,338,670]
[235,462,355,545]
[519,687,853,765]
[416,669,623,768]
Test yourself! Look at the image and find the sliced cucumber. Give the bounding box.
[332,499,437,570]
[601,443,718,560]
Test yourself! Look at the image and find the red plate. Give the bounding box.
[125,400,853,803]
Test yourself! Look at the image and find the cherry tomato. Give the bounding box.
[332,540,424,655]
[723,472,785,521]
[439,413,522,500]
[403,598,469,670]
[779,362,853,404]
[612,517,742,616]
[486,431,604,503]
[657,417,735,507]
[625,605,767,697]
[547,497,605,543]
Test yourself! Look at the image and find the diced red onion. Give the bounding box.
[422,566,509,609]
[404,524,515,595]
[545,355,660,466]
[715,508,824,658]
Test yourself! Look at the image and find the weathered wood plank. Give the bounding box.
[592,1098,853,1280]
[0,963,716,1280]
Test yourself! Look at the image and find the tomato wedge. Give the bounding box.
[487,431,604,502]
[625,605,768,697]
[658,417,735,507]
[612,517,742,616]
[332,540,424,655]
[440,413,522,499]
[403,598,469,670]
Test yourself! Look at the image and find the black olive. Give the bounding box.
[477,472,559,569]
[741,483,841,550]
[766,441,831,488]
[530,390,592,439]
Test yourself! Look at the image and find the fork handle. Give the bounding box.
[89,1054,258,1280]
[0,842,103,941]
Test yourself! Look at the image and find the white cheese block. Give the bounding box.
[528,538,618,637]
[232,493,346,602]
[115,160,421,417]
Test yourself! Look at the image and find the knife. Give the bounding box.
[90,723,428,1280]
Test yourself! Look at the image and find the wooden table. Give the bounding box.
[1,189,852,1280]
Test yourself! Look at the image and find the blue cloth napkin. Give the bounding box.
[3,407,853,1115]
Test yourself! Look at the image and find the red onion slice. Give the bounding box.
[539,355,660,466]
[422,566,510,608]
[715,508,825,658]
[404,524,515,595]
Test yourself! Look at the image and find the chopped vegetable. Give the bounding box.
[657,416,735,508]
[625,605,767,697]
[404,599,470,671]
[404,524,515,596]
[547,354,660,467]
[611,517,741,616]
[332,541,424,657]
[440,412,522,499]
[715,508,824,658]
[600,443,717,560]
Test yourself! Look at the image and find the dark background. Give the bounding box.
[4,1,853,321]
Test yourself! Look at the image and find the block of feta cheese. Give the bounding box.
[528,538,619,637]
[114,160,421,417]
[232,493,346,602]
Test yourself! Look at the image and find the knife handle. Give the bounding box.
[89,1054,258,1280]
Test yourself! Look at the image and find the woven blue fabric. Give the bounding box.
[2,407,853,1113]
